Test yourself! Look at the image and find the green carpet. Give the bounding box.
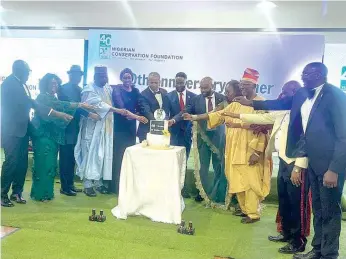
[1,181,346,259]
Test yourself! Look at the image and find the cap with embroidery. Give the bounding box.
[241,68,259,84]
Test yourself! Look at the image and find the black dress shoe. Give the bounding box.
[233,210,247,217]
[293,249,321,259]
[84,188,97,197]
[278,243,305,254]
[10,194,26,204]
[241,216,260,224]
[1,196,14,207]
[96,186,109,194]
[195,194,204,202]
[60,189,77,196]
[71,186,82,193]
[268,234,290,242]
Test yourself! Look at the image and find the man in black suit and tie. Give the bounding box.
[234,62,346,259]
[58,65,91,196]
[1,60,73,207]
[185,77,225,202]
[137,72,171,142]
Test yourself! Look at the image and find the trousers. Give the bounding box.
[309,167,345,259]
[59,144,76,191]
[1,134,29,196]
[236,189,260,219]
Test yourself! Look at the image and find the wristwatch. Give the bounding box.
[294,168,300,173]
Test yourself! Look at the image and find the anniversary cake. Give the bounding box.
[145,120,171,149]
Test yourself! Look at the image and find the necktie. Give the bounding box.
[306,88,316,100]
[179,92,185,111]
[207,96,213,112]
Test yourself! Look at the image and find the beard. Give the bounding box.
[202,90,213,97]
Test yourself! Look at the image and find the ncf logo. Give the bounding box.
[341,66,346,91]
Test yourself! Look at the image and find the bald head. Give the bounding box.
[200,77,214,97]
[12,60,31,83]
[280,80,302,99]
[302,62,328,89]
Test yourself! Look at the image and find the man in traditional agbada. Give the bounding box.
[184,69,271,223]
[74,66,141,197]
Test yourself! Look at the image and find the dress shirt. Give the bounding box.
[176,89,186,105]
[301,84,324,133]
[274,112,289,152]
[205,93,215,112]
[150,87,163,108]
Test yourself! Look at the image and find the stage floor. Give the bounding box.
[1,181,346,259]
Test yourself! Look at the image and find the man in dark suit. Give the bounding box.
[234,62,346,259]
[167,72,196,158]
[137,72,171,142]
[58,65,90,196]
[185,77,225,202]
[1,60,72,207]
[167,72,196,198]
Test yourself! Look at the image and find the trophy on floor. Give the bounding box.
[89,209,97,221]
[177,220,187,234]
[97,210,106,222]
[186,221,195,235]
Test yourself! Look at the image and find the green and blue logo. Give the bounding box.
[99,34,112,59]
[341,66,346,91]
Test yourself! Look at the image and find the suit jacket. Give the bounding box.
[168,90,196,135]
[240,111,308,169]
[184,92,225,151]
[1,74,51,139]
[185,92,225,130]
[253,83,346,176]
[58,82,89,145]
[137,87,171,141]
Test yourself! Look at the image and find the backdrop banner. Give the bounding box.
[87,30,324,98]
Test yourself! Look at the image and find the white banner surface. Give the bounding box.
[87,30,324,99]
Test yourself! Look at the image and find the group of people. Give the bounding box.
[1,59,345,259]
[182,63,346,259]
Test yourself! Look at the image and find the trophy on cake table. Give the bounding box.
[142,108,172,150]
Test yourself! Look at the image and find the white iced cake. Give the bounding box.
[145,120,171,149]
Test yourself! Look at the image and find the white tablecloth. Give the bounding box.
[112,144,186,224]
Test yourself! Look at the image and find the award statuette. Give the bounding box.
[154,109,166,121]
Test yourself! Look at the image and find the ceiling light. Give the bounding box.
[257,1,277,10]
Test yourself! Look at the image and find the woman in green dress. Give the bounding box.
[30,73,95,202]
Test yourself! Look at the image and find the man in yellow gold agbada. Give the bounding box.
[185,68,271,223]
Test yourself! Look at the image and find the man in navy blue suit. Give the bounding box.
[167,72,196,159]
[137,72,171,142]
[167,72,197,198]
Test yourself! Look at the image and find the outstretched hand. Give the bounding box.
[182,113,193,121]
[136,116,148,124]
[54,111,73,122]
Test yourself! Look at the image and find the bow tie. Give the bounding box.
[306,88,316,100]
[154,92,161,95]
